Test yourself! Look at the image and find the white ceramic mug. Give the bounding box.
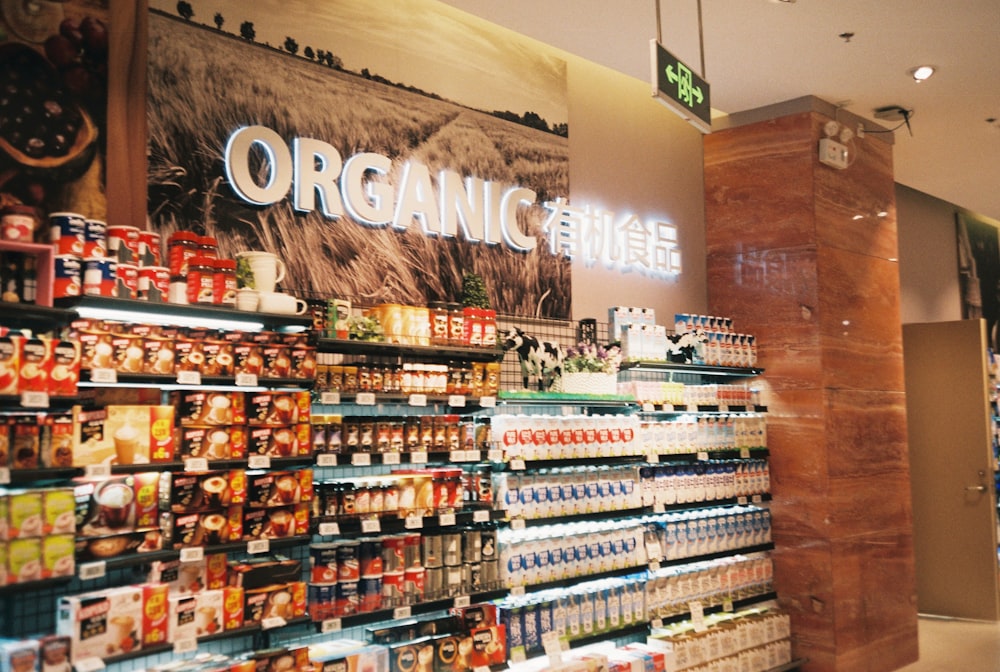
[258,291,307,315]
[235,288,259,311]
[237,251,287,293]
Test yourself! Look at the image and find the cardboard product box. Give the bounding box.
[57,586,144,662]
[247,646,310,672]
[40,414,74,468]
[75,530,164,563]
[10,419,39,470]
[244,470,313,508]
[385,638,430,672]
[174,391,246,427]
[228,558,303,590]
[108,334,144,374]
[468,624,506,669]
[0,334,21,395]
[148,553,228,594]
[245,391,310,427]
[41,534,74,580]
[162,507,242,549]
[142,336,176,376]
[167,594,198,644]
[17,337,51,395]
[199,340,235,377]
[72,405,175,466]
[141,583,170,647]
[0,639,39,672]
[246,425,311,459]
[0,420,9,468]
[289,346,317,381]
[36,635,71,672]
[73,474,160,538]
[178,425,248,461]
[232,342,264,378]
[6,537,41,584]
[193,589,225,638]
[41,489,75,537]
[311,642,387,672]
[449,603,497,631]
[241,504,308,541]
[6,490,43,539]
[223,585,245,631]
[48,339,80,397]
[160,470,247,513]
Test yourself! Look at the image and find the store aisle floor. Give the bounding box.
[897,616,1000,671]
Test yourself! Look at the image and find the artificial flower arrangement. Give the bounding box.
[562,341,623,375]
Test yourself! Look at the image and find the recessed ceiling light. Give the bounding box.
[910,65,936,82]
[768,0,796,3]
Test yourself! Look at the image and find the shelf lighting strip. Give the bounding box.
[73,305,267,331]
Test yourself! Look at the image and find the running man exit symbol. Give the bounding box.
[650,40,711,133]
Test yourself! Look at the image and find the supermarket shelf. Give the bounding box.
[507,496,773,528]
[54,295,313,330]
[316,337,504,362]
[0,300,74,329]
[311,588,509,632]
[619,361,764,378]
[76,535,312,571]
[655,543,776,570]
[313,449,496,468]
[313,509,504,537]
[637,404,768,414]
[110,455,316,474]
[657,591,779,627]
[78,370,311,390]
[508,455,648,471]
[0,575,72,596]
[497,391,636,408]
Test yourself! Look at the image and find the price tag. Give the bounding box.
[642,403,655,413]
[696,451,709,462]
[647,453,659,464]
[173,638,198,655]
[74,657,106,672]
[409,394,428,407]
[383,453,401,465]
[180,547,205,563]
[510,586,526,597]
[262,616,287,630]
[78,561,106,581]
[0,468,9,485]
[177,370,202,386]
[737,496,749,506]
[185,458,209,472]
[751,494,762,504]
[320,391,341,405]
[20,391,49,408]
[510,519,526,531]
[410,451,428,464]
[404,514,424,530]
[473,510,490,523]
[719,404,729,413]
[740,447,751,459]
[474,666,491,672]
[319,522,341,536]
[352,453,372,466]
[321,618,343,633]
[650,618,664,630]
[90,368,117,384]
[649,561,661,571]
[361,519,381,534]
[393,606,412,619]
[510,459,526,471]
[85,463,111,478]
[487,449,504,462]
[356,392,376,406]
[542,630,565,655]
[510,650,527,664]
[316,454,338,467]
[248,455,271,469]
[466,450,481,462]
[663,404,675,413]
[235,372,259,387]
[479,396,496,408]
[654,503,666,514]
[689,601,707,632]
[449,450,467,462]
[439,513,456,527]
[722,599,734,613]
[448,395,467,408]
[646,543,663,562]
[247,539,270,554]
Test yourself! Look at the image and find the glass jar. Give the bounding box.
[213,258,237,305]
[447,303,465,346]
[186,256,215,304]
[168,230,200,277]
[429,301,450,345]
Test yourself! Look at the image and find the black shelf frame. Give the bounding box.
[76,535,312,571]
[313,508,504,537]
[309,587,509,632]
[315,337,504,362]
[619,361,764,378]
[0,300,75,330]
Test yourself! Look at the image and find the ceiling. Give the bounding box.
[444,0,1000,223]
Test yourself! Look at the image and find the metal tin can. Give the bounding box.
[115,263,139,299]
[139,230,162,266]
[138,265,170,301]
[381,570,405,607]
[336,541,360,581]
[53,254,81,297]
[82,257,117,296]
[335,580,359,616]
[83,219,107,258]
[49,212,85,255]
[106,224,141,263]
[359,539,383,576]
[359,574,383,612]
[403,566,425,604]
[422,532,443,568]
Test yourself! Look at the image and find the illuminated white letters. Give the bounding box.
[292,137,344,217]
[225,125,293,206]
[222,126,680,276]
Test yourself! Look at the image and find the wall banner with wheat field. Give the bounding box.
[146,0,574,318]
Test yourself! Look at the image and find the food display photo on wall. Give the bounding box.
[146,0,572,318]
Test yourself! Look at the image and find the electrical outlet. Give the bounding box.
[819,138,849,169]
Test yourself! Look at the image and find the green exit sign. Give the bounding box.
[650,40,711,133]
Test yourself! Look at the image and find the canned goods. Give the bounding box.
[422,532,443,568]
[49,212,85,255]
[462,529,482,563]
[138,266,170,301]
[1,205,38,242]
[310,543,339,583]
[335,580,359,616]
[139,230,162,266]
[115,263,139,299]
[359,575,382,612]
[307,583,336,621]
[83,219,106,257]
[481,559,498,589]
[422,566,441,600]
[382,535,405,573]
[359,539,383,576]
[443,565,462,597]
[53,254,82,297]
[168,230,200,277]
[403,533,422,569]
[337,542,360,581]
[107,225,141,263]
[442,532,461,566]
[382,571,405,607]
[403,566,425,604]
[463,562,482,593]
[186,256,215,304]
[82,257,116,296]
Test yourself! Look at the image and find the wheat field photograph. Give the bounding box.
[146,0,572,317]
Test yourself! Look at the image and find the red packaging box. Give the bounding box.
[0,334,20,394]
[223,585,245,630]
[245,391,310,426]
[49,339,80,396]
[178,425,248,461]
[160,470,247,513]
[74,473,161,538]
[241,503,309,541]
[246,425,311,458]
[175,391,247,426]
[18,336,51,394]
[163,507,242,548]
[142,583,170,646]
[244,469,313,508]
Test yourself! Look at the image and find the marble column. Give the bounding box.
[703,98,917,672]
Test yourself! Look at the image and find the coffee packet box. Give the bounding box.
[178,426,248,461]
[246,425,311,458]
[73,474,160,538]
[148,552,228,593]
[37,635,71,672]
[244,470,313,508]
[0,639,39,672]
[193,589,225,638]
[57,586,144,662]
[141,584,169,647]
[174,391,246,426]
[241,504,308,541]
[167,594,197,644]
[72,406,175,466]
[160,470,247,513]
[162,507,242,549]
[246,391,310,427]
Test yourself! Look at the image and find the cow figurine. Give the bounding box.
[667,330,708,364]
[501,327,565,391]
